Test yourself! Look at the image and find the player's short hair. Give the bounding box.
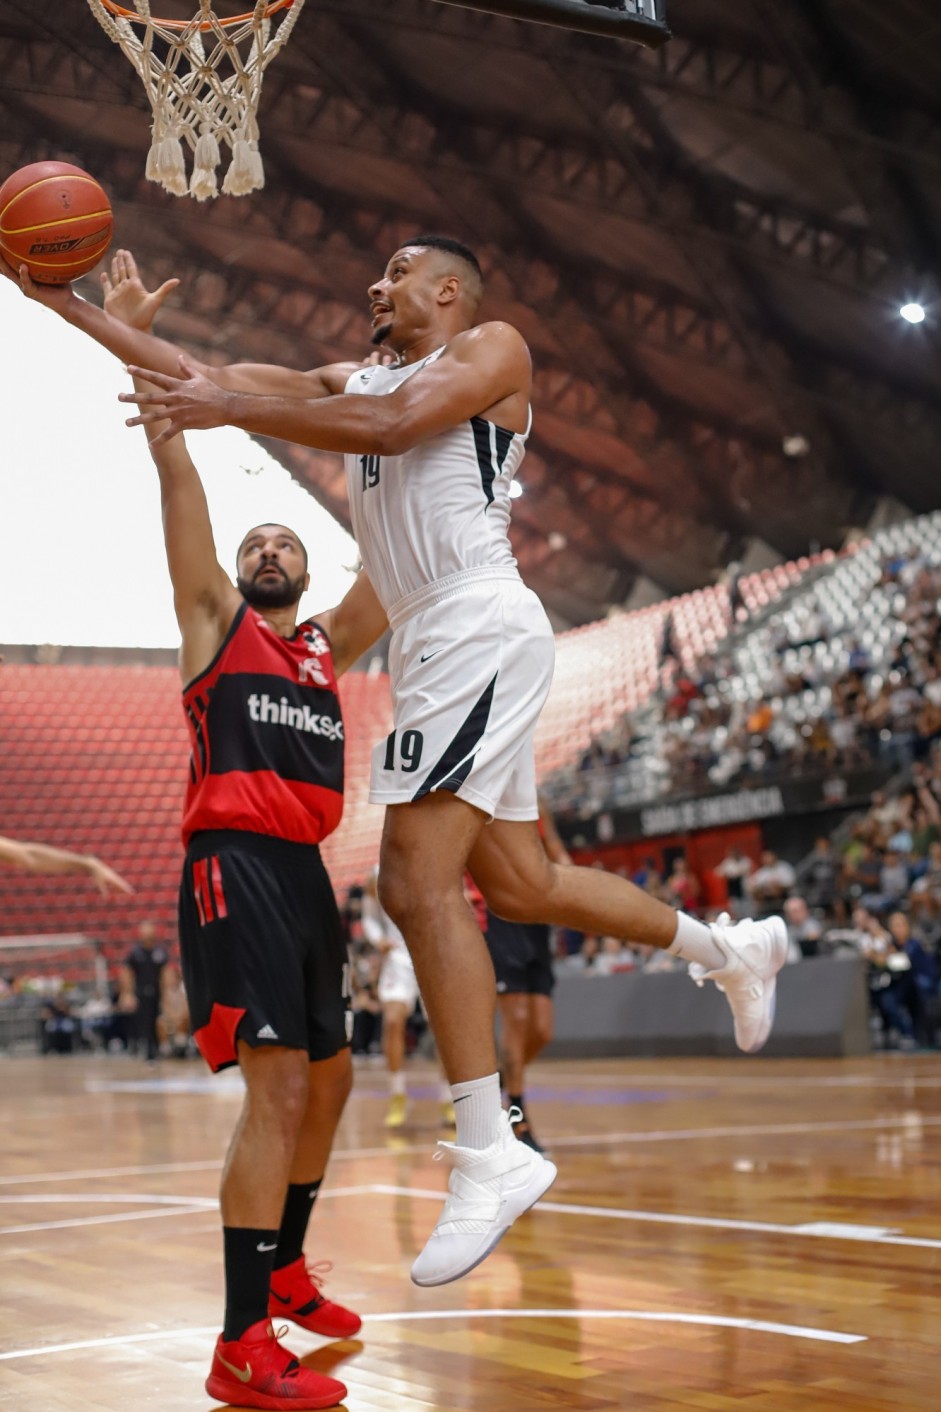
[406,234,484,303]
[237,523,309,570]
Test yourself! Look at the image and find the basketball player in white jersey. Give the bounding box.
[361,868,455,1131]
[7,240,787,1289]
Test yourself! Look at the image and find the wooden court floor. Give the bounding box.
[1,1052,938,1411]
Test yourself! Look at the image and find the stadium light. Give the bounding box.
[509,480,523,499]
[900,302,926,324]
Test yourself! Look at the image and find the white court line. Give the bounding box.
[1,1114,937,1191]
[0,1147,423,1187]
[0,1184,392,1236]
[0,1193,218,1207]
[527,1072,941,1091]
[366,1185,941,1252]
[0,1307,865,1361]
[547,1115,941,1149]
[8,1182,939,1251]
[0,1206,209,1236]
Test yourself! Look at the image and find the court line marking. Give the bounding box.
[7,1183,938,1250]
[0,1184,395,1236]
[0,1308,866,1361]
[0,1206,210,1236]
[365,1185,941,1252]
[3,1113,938,1189]
[548,1115,941,1149]
[0,1193,218,1206]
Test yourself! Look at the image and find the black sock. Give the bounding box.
[273,1179,322,1272]
[508,1093,525,1120]
[222,1226,279,1342]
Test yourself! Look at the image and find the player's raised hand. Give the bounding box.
[102,248,180,333]
[120,354,232,445]
[0,252,75,313]
[361,349,397,368]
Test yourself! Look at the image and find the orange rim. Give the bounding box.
[98,0,295,31]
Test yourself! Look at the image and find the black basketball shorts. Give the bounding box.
[179,830,351,1073]
[484,910,555,998]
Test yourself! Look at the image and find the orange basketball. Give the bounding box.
[0,161,113,285]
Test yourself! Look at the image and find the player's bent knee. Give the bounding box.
[378,871,460,936]
[482,886,540,925]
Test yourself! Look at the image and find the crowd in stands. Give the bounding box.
[550,517,941,815]
[542,528,941,1049]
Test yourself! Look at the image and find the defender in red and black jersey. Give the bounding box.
[106,250,387,1410]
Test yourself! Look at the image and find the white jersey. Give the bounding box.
[361,890,409,959]
[344,347,530,616]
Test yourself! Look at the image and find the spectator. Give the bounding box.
[748,851,795,915]
[846,842,884,909]
[879,850,911,910]
[665,856,701,915]
[560,934,602,974]
[804,837,839,918]
[591,937,637,976]
[715,847,754,919]
[886,912,937,1047]
[910,840,941,930]
[853,910,916,1049]
[783,897,823,961]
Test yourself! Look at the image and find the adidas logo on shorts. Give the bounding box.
[257,1024,279,1040]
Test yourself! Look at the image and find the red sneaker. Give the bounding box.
[268,1258,363,1339]
[205,1318,347,1410]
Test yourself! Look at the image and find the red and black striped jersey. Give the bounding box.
[181,603,344,848]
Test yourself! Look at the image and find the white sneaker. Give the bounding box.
[689,913,788,1053]
[410,1109,557,1287]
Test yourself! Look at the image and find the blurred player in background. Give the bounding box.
[485,796,570,1152]
[361,867,455,1131]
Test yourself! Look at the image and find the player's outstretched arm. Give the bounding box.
[0,836,133,895]
[318,572,389,678]
[120,322,532,453]
[131,369,244,684]
[2,249,355,399]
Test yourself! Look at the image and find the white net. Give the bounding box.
[0,933,97,988]
[86,0,307,200]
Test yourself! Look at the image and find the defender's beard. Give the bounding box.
[370,321,392,347]
[237,567,305,609]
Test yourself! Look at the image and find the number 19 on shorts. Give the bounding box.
[383,729,424,773]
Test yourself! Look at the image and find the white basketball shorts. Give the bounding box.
[370,567,555,821]
[377,949,420,1010]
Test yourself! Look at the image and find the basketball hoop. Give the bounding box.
[85,0,306,200]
